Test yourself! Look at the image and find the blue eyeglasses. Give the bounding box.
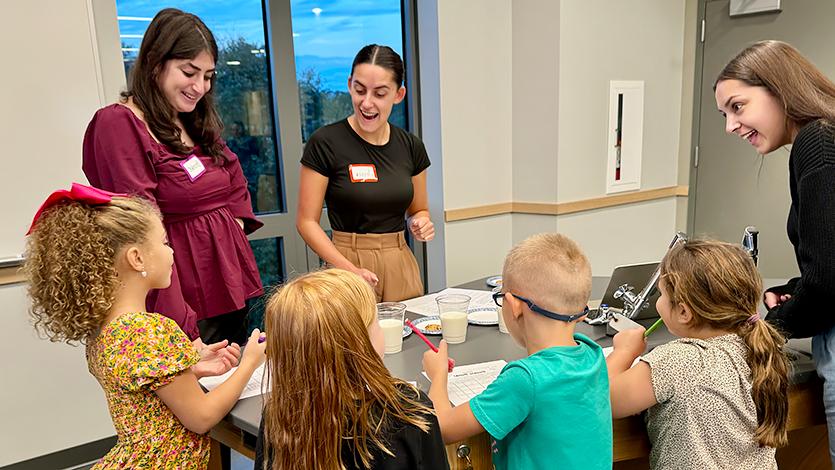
[492,291,589,322]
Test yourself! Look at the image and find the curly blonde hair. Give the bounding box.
[24,196,160,343]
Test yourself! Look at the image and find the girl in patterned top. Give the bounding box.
[23,184,267,469]
[606,240,790,470]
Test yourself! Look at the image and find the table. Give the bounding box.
[209,277,829,469]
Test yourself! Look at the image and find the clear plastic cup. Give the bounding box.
[436,294,471,344]
[492,286,509,334]
[377,302,406,354]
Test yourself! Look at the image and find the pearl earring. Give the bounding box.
[141,271,147,278]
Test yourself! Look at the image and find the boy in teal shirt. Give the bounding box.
[423,233,612,469]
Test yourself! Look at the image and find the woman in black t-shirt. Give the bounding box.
[714,40,835,462]
[296,44,434,302]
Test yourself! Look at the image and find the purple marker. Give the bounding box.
[258,335,266,343]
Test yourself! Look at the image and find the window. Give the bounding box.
[115,1,282,213]
[289,0,409,141]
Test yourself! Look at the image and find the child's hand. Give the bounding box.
[192,339,242,378]
[612,328,647,359]
[422,340,450,381]
[240,328,267,371]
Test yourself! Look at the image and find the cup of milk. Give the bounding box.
[377,302,407,354]
[436,294,471,344]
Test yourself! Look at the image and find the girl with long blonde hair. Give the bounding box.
[255,269,448,469]
[606,240,790,470]
[25,184,266,469]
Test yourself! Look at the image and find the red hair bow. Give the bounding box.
[27,183,127,235]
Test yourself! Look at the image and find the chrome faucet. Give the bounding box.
[742,226,759,266]
[612,232,688,320]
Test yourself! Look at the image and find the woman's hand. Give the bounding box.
[409,216,435,242]
[355,267,379,287]
[191,339,241,378]
[764,292,791,308]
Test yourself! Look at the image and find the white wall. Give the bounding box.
[0,286,115,466]
[0,0,119,465]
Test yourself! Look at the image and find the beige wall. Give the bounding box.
[435,0,514,286]
[435,0,691,281]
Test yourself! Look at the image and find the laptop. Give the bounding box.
[588,262,661,321]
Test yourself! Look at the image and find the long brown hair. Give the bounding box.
[660,240,790,447]
[261,269,433,469]
[121,8,226,162]
[715,40,835,129]
[24,197,160,343]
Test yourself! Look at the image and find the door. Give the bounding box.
[692,0,835,278]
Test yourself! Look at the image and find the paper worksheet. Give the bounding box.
[198,363,270,400]
[402,288,496,317]
[424,359,507,406]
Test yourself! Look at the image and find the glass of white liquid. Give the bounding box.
[492,286,509,334]
[437,294,471,344]
[377,302,407,354]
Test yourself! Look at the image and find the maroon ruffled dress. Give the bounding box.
[83,104,264,339]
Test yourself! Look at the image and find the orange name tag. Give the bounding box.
[349,164,378,183]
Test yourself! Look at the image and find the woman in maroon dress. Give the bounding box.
[82,8,263,346]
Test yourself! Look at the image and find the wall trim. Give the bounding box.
[0,267,24,287]
[445,185,688,222]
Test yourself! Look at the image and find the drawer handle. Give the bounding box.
[456,444,473,469]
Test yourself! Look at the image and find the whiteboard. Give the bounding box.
[0,0,116,260]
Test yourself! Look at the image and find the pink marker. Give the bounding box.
[406,319,455,372]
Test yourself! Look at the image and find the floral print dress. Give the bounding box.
[86,312,210,469]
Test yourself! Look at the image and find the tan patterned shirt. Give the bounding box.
[640,334,777,470]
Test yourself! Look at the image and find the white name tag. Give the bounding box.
[180,155,206,181]
[349,164,378,183]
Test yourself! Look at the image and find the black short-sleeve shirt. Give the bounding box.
[254,388,450,470]
[302,119,431,233]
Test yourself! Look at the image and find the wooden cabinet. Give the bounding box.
[436,379,830,470]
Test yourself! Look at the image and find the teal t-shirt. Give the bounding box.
[469,333,612,470]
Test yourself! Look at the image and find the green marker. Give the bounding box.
[644,318,665,337]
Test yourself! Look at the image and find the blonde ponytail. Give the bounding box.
[742,318,790,447]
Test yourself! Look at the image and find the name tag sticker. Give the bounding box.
[349,164,378,183]
[180,155,206,181]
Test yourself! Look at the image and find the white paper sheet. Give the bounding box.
[198,363,269,400]
[424,359,507,406]
[402,288,496,317]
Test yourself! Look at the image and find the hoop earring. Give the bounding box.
[141,271,148,278]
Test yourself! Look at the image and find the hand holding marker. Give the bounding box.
[644,318,664,337]
[406,319,455,372]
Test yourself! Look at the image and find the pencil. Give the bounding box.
[405,319,455,372]
[644,318,665,337]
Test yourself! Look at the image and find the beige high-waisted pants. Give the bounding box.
[332,230,423,302]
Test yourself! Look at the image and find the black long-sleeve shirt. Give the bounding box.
[254,389,449,470]
[765,119,835,339]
